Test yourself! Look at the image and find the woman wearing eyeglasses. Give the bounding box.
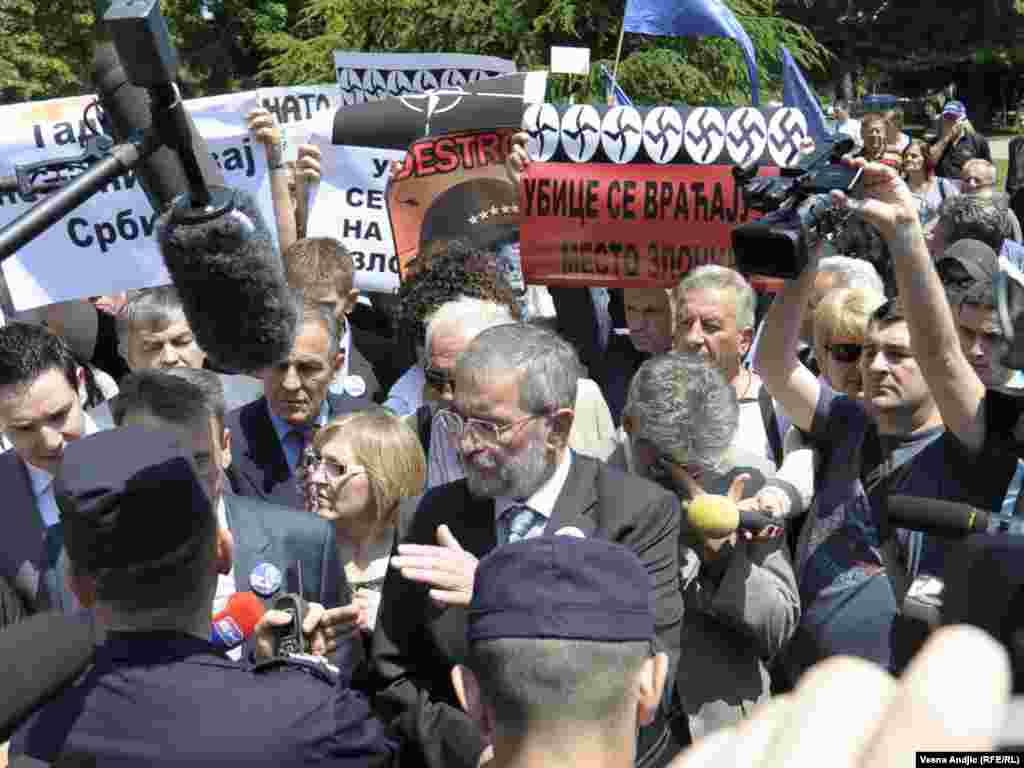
[902,139,958,228]
[303,408,427,634]
[812,285,887,399]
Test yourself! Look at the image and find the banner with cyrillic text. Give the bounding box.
[520,163,779,288]
[0,90,272,311]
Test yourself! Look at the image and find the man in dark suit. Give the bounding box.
[0,324,99,624]
[227,303,371,511]
[371,323,685,768]
[112,368,361,653]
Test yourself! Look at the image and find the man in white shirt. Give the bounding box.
[834,100,863,152]
[0,323,97,622]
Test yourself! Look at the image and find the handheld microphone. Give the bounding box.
[686,494,776,538]
[886,495,1024,539]
[0,613,95,743]
[210,591,266,651]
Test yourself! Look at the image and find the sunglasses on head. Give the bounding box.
[827,343,863,363]
[424,367,455,391]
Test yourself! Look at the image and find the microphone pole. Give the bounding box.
[0,130,161,262]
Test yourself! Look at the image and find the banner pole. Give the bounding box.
[612,18,627,82]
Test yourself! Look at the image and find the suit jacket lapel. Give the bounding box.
[240,398,291,496]
[347,341,379,397]
[223,493,271,591]
[546,453,600,538]
[455,485,498,558]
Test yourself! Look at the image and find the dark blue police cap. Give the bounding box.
[467,536,654,644]
[55,426,212,571]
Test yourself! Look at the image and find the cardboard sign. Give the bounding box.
[0,90,273,311]
[387,128,518,277]
[520,162,778,288]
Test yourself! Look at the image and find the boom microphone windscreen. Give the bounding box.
[211,591,266,651]
[0,613,95,743]
[156,188,298,373]
[92,42,224,212]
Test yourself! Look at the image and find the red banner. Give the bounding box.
[520,163,778,288]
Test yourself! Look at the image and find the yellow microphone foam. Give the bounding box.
[687,494,739,539]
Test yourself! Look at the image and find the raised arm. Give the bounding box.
[751,258,822,433]
[832,158,987,453]
[246,108,298,252]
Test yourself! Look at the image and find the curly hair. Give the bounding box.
[395,239,519,347]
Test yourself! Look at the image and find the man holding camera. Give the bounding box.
[754,157,1017,678]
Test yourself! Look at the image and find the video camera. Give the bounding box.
[730,136,862,280]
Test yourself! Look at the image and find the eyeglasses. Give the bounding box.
[439,409,547,444]
[961,176,993,189]
[827,343,863,363]
[303,452,366,483]
[424,367,455,393]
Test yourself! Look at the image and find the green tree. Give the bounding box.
[258,0,830,105]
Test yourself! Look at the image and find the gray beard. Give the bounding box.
[463,439,555,500]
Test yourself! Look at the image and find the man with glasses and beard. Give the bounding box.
[370,323,685,768]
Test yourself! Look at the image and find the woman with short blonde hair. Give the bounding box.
[813,286,886,398]
[305,408,426,632]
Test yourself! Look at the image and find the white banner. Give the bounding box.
[333,51,516,106]
[0,90,275,312]
[257,84,339,161]
[305,121,404,294]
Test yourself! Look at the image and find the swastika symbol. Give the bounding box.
[725,108,768,165]
[684,108,726,164]
[768,108,809,167]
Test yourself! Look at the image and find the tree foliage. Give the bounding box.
[0,0,95,101]
[259,0,831,105]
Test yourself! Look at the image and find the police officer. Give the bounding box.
[9,426,399,767]
[449,535,672,768]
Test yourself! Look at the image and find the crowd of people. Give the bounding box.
[0,97,1020,767]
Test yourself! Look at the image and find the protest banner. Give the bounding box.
[518,103,798,288]
[387,128,519,277]
[0,90,274,311]
[257,84,339,160]
[333,51,517,107]
[306,70,547,293]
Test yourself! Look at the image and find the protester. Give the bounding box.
[929,100,992,181]
[246,107,298,252]
[902,138,958,227]
[113,368,356,654]
[0,323,100,622]
[304,407,427,637]
[884,108,911,154]
[451,537,672,768]
[675,266,781,469]
[8,426,399,766]
[832,100,863,152]
[812,285,887,398]
[371,323,686,768]
[858,113,898,166]
[226,301,371,510]
[283,236,400,402]
[116,286,206,372]
[959,159,1023,241]
[926,192,1024,270]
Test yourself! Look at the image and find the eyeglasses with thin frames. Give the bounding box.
[439,409,548,444]
[303,452,366,483]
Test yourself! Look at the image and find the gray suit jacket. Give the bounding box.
[0,451,78,622]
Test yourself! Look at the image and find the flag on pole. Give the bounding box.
[622,0,760,105]
[600,63,633,107]
[781,46,829,145]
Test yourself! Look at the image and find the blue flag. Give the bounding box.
[781,46,829,145]
[623,0,760,105]
[600,63,633,107]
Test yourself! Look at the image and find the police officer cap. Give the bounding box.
[55,425,212,571]
[467,536,654,644]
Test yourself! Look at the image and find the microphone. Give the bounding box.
[887,495,1024,539]
[156,189,299,373]
[686,494,776,538]
[0,613,95,743]
[92,42,224,213]
[210,591,266,651]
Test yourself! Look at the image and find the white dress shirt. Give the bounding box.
[493,447,573,540]
[213,494,243,660]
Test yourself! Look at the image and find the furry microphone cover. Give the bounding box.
[157,188,298,373]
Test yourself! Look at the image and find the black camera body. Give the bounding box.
[731,136,861,280]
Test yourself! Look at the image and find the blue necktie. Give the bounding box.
[499,505,542,545]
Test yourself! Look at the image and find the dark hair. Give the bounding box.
[284,237,355,298]
[113,369,224,429]
[869,296,907,328]
[395,239,518,346]
[938,195,1013,252]
[0,322,78,394]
